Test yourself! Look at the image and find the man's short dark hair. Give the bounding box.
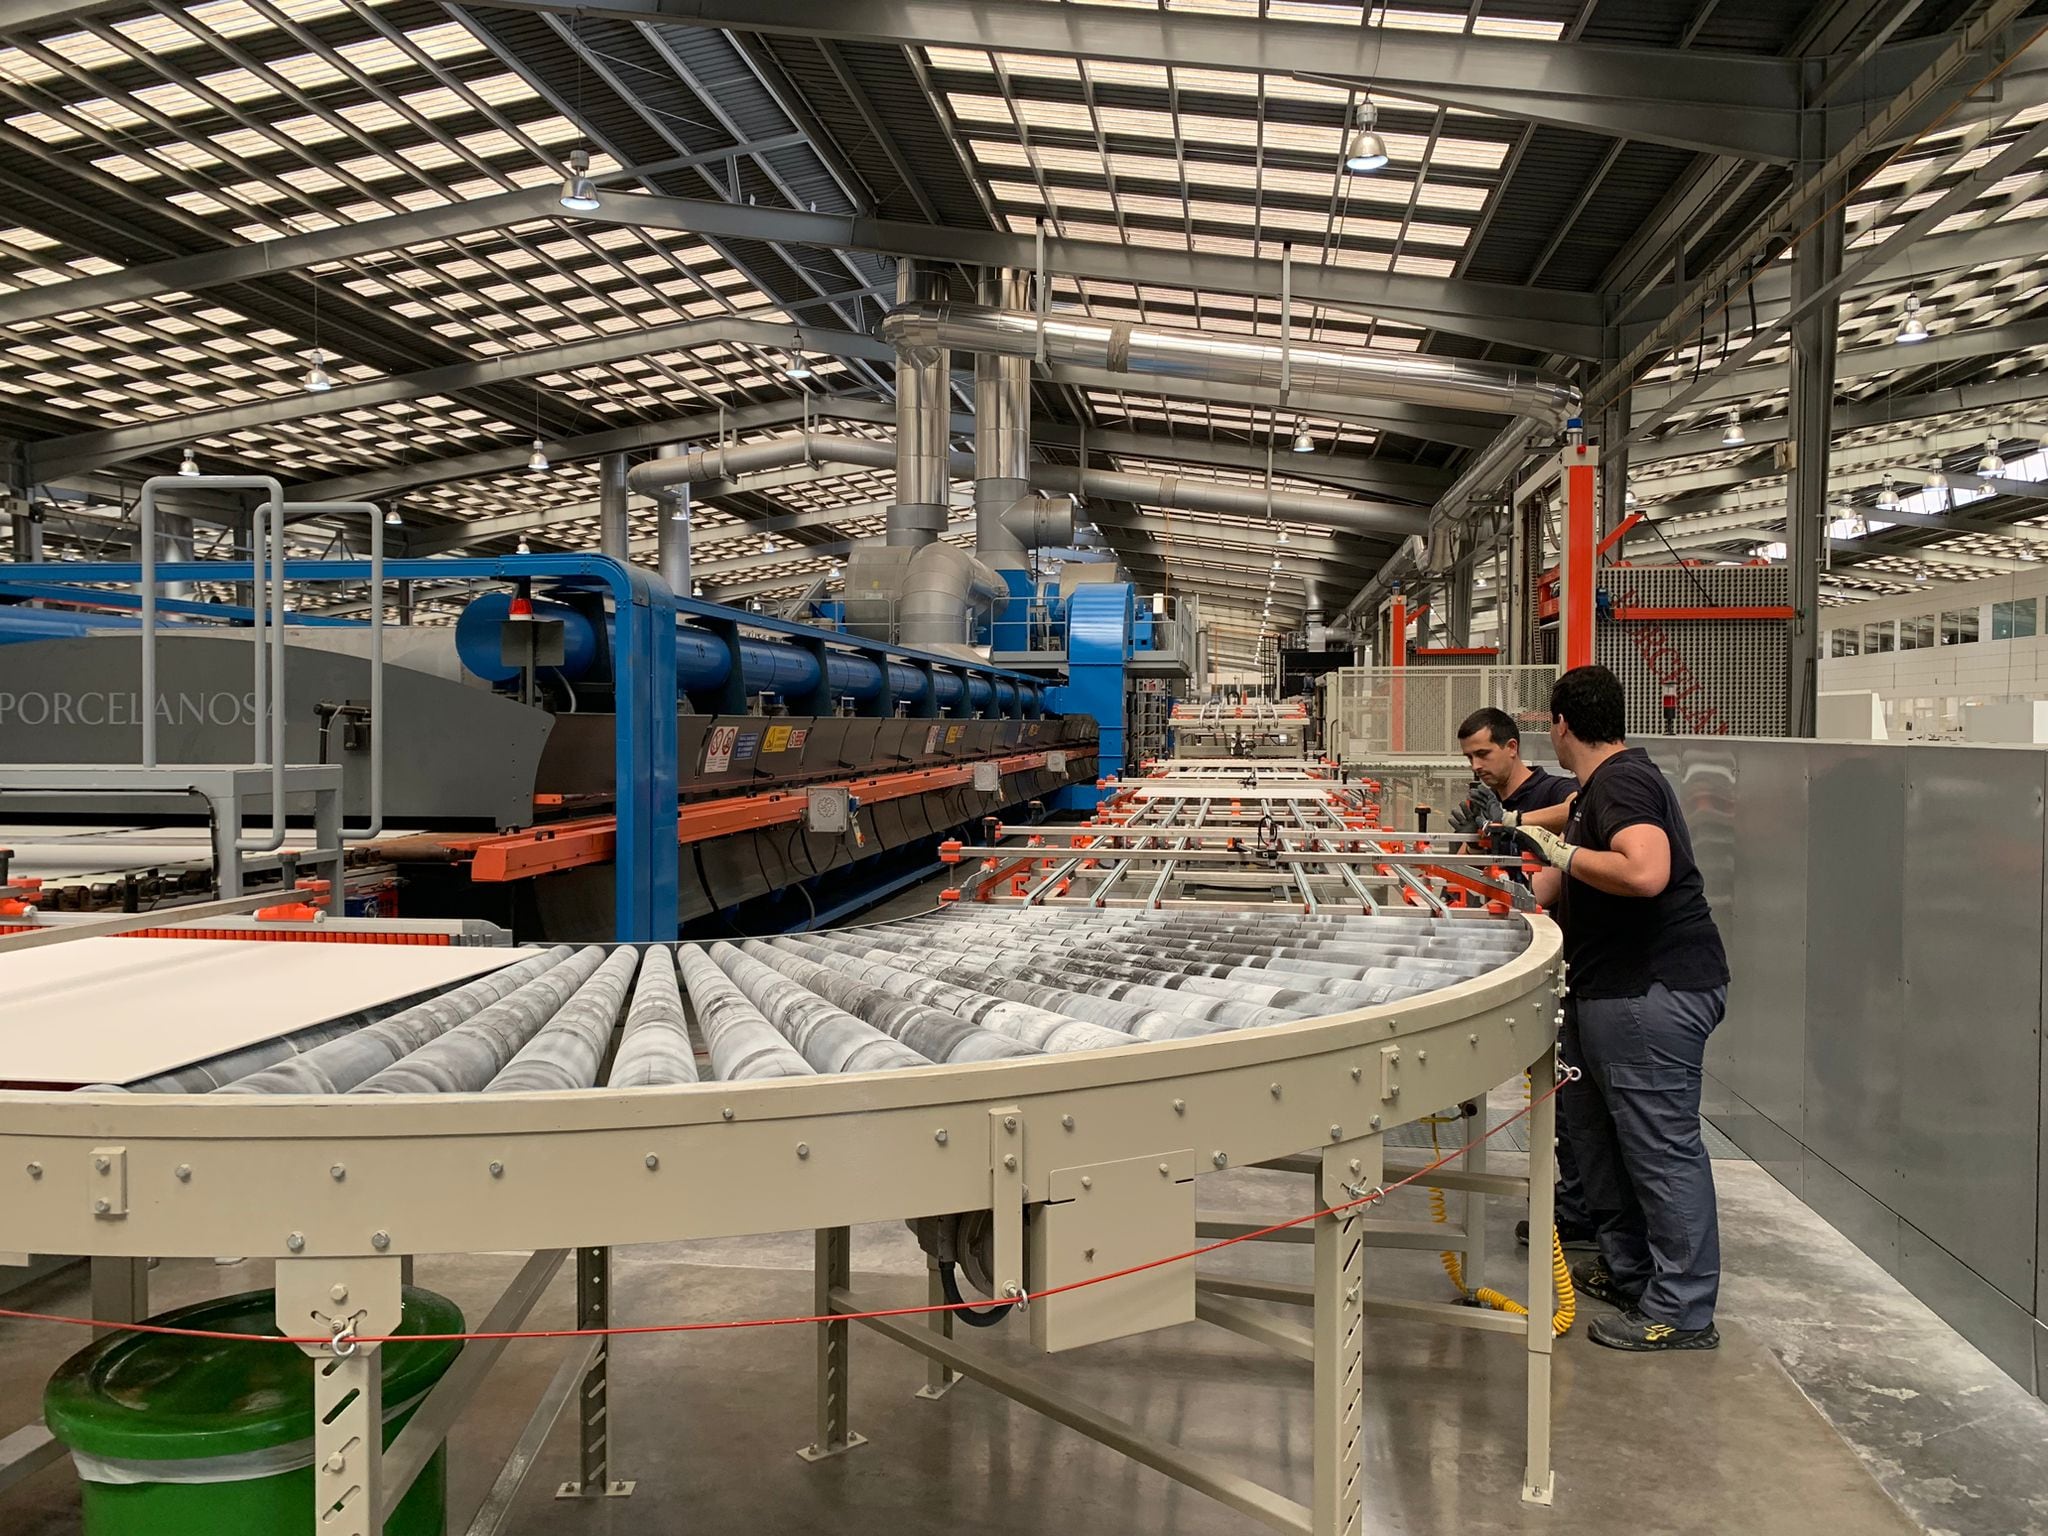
[1550,664,1627,745]
[1456,706,1519,748]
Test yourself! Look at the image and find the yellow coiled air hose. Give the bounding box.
[1427,1115,1576,1337]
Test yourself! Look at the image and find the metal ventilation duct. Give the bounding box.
[880,301,1579,427]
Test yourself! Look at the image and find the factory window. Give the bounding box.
[1940,608,1980,645]
[1830,629,1859,658]
[1992,597,2037,640]
[1898,614,1936,650]
[1862,621,1896,653]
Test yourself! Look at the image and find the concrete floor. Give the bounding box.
[5,1114,2042,1536]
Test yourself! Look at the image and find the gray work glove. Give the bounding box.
[1451,779,1509,835]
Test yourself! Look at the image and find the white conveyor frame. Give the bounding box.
[0,915,1564,1535]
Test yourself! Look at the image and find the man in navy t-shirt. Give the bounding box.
[1449,708,1593,1251]
[1512,665,1730,1354]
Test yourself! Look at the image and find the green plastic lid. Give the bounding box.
[44,1286,464,1462]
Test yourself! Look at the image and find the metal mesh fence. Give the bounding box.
[1327,664,1559,762]
[1597,565,1790,737]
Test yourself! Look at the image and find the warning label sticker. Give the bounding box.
[923,725,942,753]
[704,725,738,774]
[763,724,792,753]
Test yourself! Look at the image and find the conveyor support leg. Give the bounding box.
[799,1226,868,1460]
[277,1257,400,1536]
[557,1246,634,1499]
[914,1257,959,1401]
[1313,1138,1377,1536]
[89,1256,148,1328]
[1523,1049,1558,1506]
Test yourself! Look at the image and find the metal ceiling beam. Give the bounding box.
[482,0,1805,162]
[1634,371,2048,472]
[25,320,899,481]
[1628,317,2048,419]
[577,194,1604,356]
[1041,366,1504,452]
[1036,423,1451,499]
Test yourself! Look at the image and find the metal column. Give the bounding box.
[656,440,692,596]
[1598,325,1631,538]
[1785,87,1841,740]
[1445,533,1473,649]
[10,509,44,562]
[800,1226,867,1460]
[598,452,630,564]
[1522,1048,1558,1505]
[556,1246,633,1499]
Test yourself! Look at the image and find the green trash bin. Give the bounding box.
[44,1285,464,1536]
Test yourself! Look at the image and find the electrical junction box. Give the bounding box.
[1046,751,1067,773]
[1029,1150,1195,1352]
[805,786,851,833]
[973,761,1001,793]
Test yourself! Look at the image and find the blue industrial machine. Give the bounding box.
[0,556,1094,942]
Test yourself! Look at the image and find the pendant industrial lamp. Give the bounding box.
[1895,293,1929,345]
[177,447,200,478]
[1343,99,1389,174]
[1291,426,1315,453]
[1979,436,2006,476]
[558,148,601,213]
[1720,413,1746,447]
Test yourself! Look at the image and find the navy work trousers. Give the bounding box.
[1561,982,1726,1330]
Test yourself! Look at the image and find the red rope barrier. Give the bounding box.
[0,1071,1573,1349]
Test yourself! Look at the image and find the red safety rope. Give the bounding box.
[0,1070,1575,1349]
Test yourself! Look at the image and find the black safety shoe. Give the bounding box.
[1587,1308,1720,1352]
[1569,1257,1641,1311]
[1515,1217,1600,1251]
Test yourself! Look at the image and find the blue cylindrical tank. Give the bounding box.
[887,663,927,702]
[823,652,885,701]
[966,676,993,711]
[736,637,821,698]
[675,627,733,691]
[933,673,965,709]
[992,678,1018,715]
[456,594,600,684]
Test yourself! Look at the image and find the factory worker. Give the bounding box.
[1512,664,1730,1354]
[1447,707,1594,1253]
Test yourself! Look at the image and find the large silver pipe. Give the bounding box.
[892,265,951,548]
[654,441,691,597]
[883,301,1580,429]
[598,452,629,562]
[975,269,1032,568]
[899,542,1006,651]
[628,431,1423,539]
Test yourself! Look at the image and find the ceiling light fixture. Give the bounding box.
[558,147,601,213]
[384,505,402,527]
[515,536,532,555]
[526,437,549,473]
[1895,292,1929,345]
[177,447,200,478]
[1979,437,2006,476]
[1291,428,1315,454]
[1343,98,1389,174]
[1876,474,1900,512]
[1276,527,1289,543]
[303,348,332,393]
[785,352,815,381]
[1720,413,1746,448]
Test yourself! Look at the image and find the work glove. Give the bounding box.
[1450,779,1509,835]
[1513,823,1576,874]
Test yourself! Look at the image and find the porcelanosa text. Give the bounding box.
[0,691,258,728]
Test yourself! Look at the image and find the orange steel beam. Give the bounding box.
[459,749,1095,883]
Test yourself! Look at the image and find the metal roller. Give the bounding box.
[766,936,1135,1053]
[218,946,578,1095]
[484,946,640,1094]
[740,939,1039,1063]
[352,945,609,1096]
[610,946,697,1087]
[676,945,813,1081]
[709,941,932,1074]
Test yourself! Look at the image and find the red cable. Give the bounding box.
[0,1075,1573,1348]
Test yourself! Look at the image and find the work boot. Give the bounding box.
[1569,1257,1641,1311]
[1587,1308,1720,1353]
[1515,1217,1599,1251]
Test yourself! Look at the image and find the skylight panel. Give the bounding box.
[948,93,1011,125]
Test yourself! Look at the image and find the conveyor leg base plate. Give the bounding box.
[1522,1474,1555,1507]
[556,1479,636,1500]
[797,1432,869,1463]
